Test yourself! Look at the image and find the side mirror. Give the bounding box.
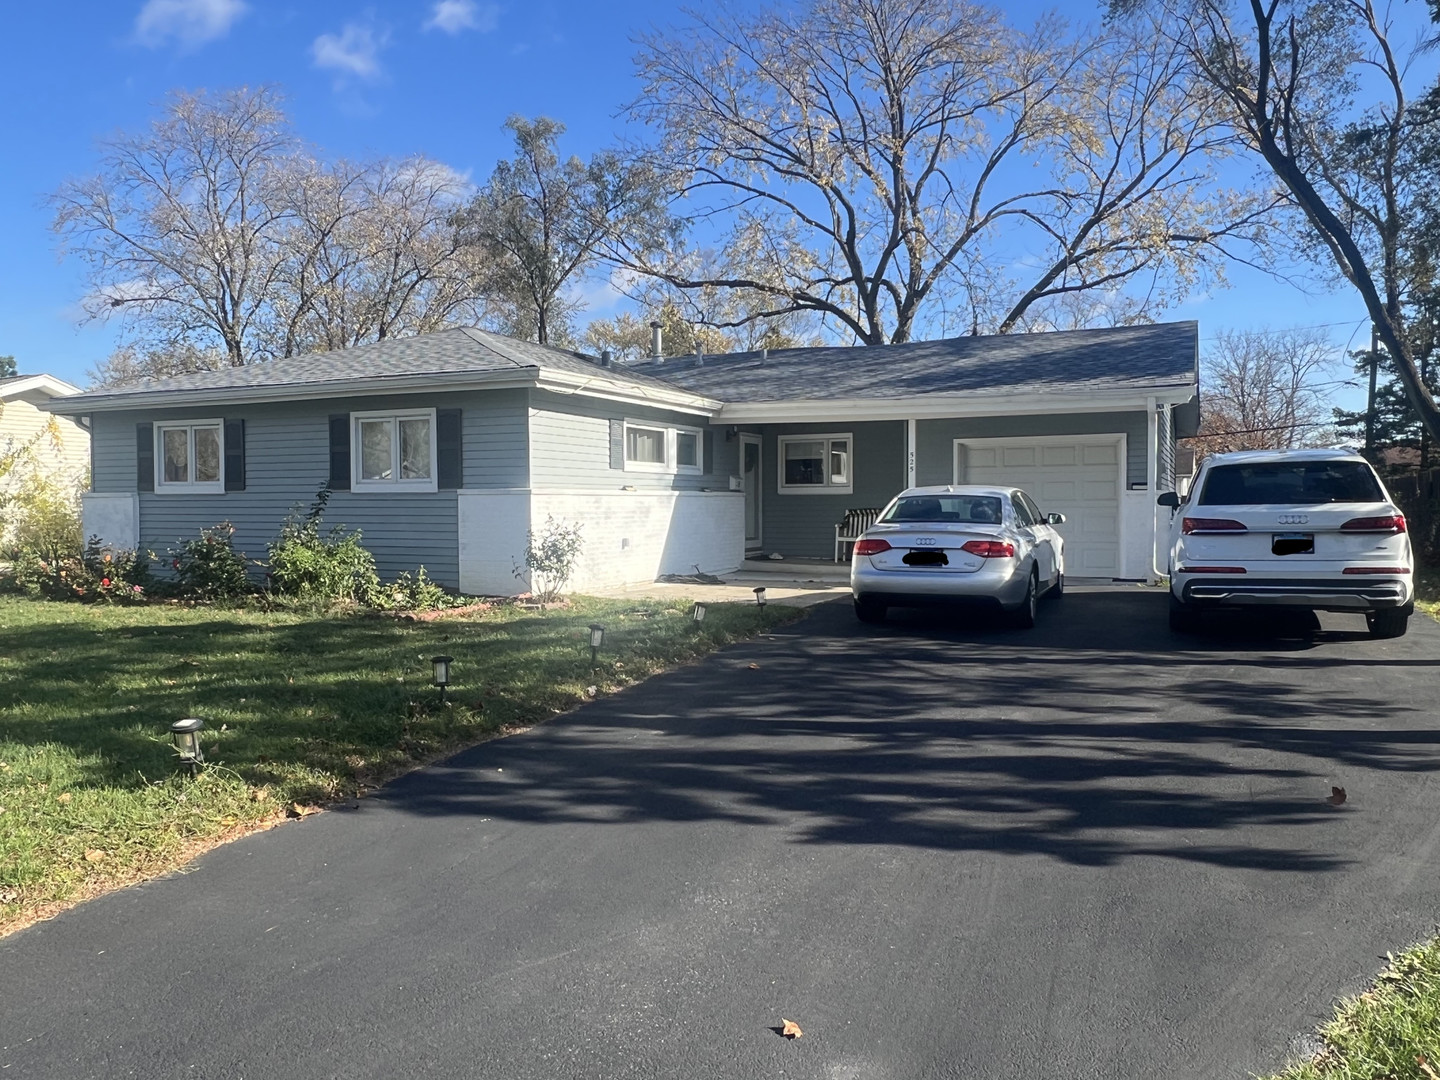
[1156,492,1181,508]
[1046,512,1066,525]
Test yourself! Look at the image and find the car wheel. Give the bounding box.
[1011,571,1038,629]
[854,598,887,624]
[1169,593,1199,634]
[1366,608,1410,639]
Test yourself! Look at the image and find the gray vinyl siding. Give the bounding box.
[87,389,530,588]
[754,421,906,558]
[914,412,1150,488]
[1157,407,1175,492]
[527,390,726,491]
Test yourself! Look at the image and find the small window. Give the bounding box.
[626,424,667,467]
[778,434,853,494]
[155,420,224,493]
[623,421,704,475]
[352,409,437,492]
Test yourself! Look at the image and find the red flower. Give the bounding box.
[101,578,111,588]
[172,559,181,570]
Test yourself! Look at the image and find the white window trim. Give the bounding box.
[777,432,853,495]
[351,408,439,493]
[155,418,225,495]
[622,420,705,476]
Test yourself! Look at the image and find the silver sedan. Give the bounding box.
[849,485,1066,627]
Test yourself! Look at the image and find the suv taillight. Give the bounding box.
[961,540,1016,558]
[1340,514,1406,533]
[1181,517,1248,534]
[853,538,891,556]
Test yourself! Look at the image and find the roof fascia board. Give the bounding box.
[2,374,82,400]
[712,387,1197,424]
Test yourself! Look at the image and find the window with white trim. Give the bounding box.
[778,433,852,494]
[352,408,437,492]
[623,420,704,475]
[155,420,224,494]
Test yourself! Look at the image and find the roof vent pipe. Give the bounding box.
[650,321,663,360]
[695,343,704,367]
[760,348,768,365]
[600,348,613,368]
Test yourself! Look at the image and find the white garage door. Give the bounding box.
[955,437,1123,576]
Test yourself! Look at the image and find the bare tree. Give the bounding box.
[1108,0,1440,444]
[620,0,1272,345]
[1192,326,1339,453]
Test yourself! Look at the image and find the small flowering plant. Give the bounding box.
[3,538,152,603]
[168,522,254,600]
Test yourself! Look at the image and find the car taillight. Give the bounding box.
[1181,517,1248,534]
[853,538,891,556]
[961,540,1016,558]
[1340,515,1406,533]
[1342,566,1411,574]
[1177,566,1248,574]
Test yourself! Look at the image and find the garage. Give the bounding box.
[955,436,1124,576]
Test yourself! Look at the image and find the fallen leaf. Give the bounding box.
[288,803,319,818]
[1327,786,1347,806]
[585,685,598,698]
[0,888,19,903]
[780,1019,803,1039]
[56,792,73,804]
[84,849,107,863]
[1418,1056,1440,1080]
[748,663,760,670]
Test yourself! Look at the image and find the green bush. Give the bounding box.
[518,515,585,602]
[1,472,82,561]
[2,537,151,603]
[372,567,456,611]
[169,522,253,600]
[267,486,380,605]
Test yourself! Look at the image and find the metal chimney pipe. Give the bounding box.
[600,349,613,368]
[650,321,663,360]
[760,348,769,365]
[695,343,704,367]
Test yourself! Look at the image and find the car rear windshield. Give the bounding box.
[882,495,1004,523]
[1198,461,1383,505]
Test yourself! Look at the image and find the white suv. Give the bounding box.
[1161,449,1415,638]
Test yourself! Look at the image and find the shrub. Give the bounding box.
[267,485,380,605]
[1,471,82,561]
[3,536,150,603]
[169,522,253,600]
[373,567,455,611]
[517,515,585,602]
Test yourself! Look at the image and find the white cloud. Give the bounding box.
[134,0,247,48]
[312,22,387,80]
[423,0,500,34]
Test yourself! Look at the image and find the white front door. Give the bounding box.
[741,434,762,550]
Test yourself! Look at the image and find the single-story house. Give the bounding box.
[45,322,1199,592]
[2,374,89,539]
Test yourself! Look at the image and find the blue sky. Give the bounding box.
[0,0,1386,407]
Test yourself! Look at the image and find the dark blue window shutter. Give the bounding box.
[328,415,351,491]
[436,408,463,489]
[609,419,625,470]
[136,423,154,492]
[223,420,245,491]
[703,430,714,475]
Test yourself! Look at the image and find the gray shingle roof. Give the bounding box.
[626,321,1199,401]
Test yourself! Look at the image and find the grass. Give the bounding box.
[1415,567,1439,621]
[1260,937,1440,1080]
[0,594,802,934]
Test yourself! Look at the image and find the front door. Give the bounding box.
[741,434,762,551]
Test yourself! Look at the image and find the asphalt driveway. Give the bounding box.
[3,586,1439,1079]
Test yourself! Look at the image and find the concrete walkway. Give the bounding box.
[588,559,851,607]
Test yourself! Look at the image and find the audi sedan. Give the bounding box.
[849,485,1066,627]
[1161,448,1415,637]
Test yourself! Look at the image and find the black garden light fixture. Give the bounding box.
[752,586,767,607]
[431,654,454,704]
[170,717,205,777]
[691,602,708,624]
[588,624,606,670]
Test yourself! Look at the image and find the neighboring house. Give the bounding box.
[1,374,88,536]
[45,322,1198,592]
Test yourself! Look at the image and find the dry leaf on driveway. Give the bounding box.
[780,1019,803,1039]
[1327,786,1347,806]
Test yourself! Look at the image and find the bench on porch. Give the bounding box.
[834,507,885,562]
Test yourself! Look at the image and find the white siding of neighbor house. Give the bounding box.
[0,394,89,499]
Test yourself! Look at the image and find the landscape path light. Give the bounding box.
[753,586,767,607]
[432,655,453,704]
[170,717,205,777]
[588,624,606,670]
[692,602,707,624]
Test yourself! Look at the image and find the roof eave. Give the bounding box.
[711,384,1198,423]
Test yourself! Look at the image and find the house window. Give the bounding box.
[778,434,852,494]
[352,409,437,492]
[155,420,224,494]
[623,421,704,475]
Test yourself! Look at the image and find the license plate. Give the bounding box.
[903,550,949,566]
[1272,533,1314,556]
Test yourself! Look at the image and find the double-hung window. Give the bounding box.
[155,420,224,494]
[352,409,437,492]
[778,433,852,494]
[623,420,703,475]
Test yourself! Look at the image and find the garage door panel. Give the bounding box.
[959,437,1123,578]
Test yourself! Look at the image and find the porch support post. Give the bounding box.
[906,418,917,488]
[1146,395,1163,582]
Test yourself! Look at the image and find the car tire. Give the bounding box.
[1010,571,1038,629]
[854,598,887,624]
[1169,593,1199,634]
[1366,608,1410,639]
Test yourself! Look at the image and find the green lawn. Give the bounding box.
[0,594,801,932]
[1416,568,1439,621]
